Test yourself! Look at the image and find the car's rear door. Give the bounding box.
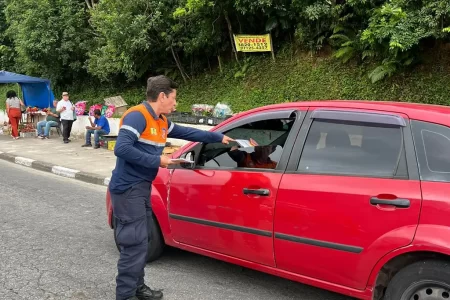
[168,108,307,266]
[274,108,422,290]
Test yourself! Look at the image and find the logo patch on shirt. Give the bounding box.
[161,128,167,139]
[150,128,157,135]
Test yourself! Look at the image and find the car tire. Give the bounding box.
[384,260,450,300]
[113,214,164,263]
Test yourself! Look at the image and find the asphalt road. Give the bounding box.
[0,160,353,300]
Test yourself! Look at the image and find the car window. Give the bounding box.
[411,120,450,182]
[297,119,407,178]
[197,118,295,170]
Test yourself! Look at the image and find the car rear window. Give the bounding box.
[412,120,450,182]
[297,119,407,178]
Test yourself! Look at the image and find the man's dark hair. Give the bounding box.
[94,109,101,116]
[6,90,17,99]
[146,75,178,102]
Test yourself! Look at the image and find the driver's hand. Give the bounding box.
[230,146,238,151]
[250,138,259,146]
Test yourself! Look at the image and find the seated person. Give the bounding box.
[228,139,278,169]
[37,100,60,139]
[82,109,110,149]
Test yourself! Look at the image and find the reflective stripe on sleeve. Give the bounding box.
[121,125,141,138]
[168,122,175,133]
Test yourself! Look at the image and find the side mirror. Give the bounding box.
[180,162,195,169]
[185,152,193,161]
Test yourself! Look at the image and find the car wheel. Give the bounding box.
[113,214,165,262]
[384,260,450,300]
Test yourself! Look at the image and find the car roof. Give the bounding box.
[238,100,450,127]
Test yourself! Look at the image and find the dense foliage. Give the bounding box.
[0,0,449,101]
[2,0,91,84]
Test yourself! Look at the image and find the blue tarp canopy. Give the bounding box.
[0,70,55,109]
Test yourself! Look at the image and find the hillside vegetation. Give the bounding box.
[63,48,450,113]
[3,48,448,113]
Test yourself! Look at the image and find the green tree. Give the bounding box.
[0,0,15,70]
[2,0,449,86]
[361,0,450,82]
[330,0,450,82]
[4,0,92,84]
[87,0,156,82]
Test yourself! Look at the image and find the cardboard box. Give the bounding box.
[104,96,128,116]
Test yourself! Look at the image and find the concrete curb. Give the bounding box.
[0,151,110,187]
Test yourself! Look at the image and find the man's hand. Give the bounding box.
[222,135,234,145]
[159,155,175,168]
[85,126,91,130]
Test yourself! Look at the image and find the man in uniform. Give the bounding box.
[109,75,233,300]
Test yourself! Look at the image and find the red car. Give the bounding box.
[106,100,450,300]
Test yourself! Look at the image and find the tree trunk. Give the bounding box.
[86,0,99,9]
[85,0,94,9]
[171,46,188,83]
[190,54,194,76]
[237,14,242,33]
[223,10,240,65]
[176,50,190,80]
[218,55,223,73]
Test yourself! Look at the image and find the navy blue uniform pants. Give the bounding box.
[110,181,152,300]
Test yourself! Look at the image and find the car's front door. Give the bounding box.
[168,109,306,266]
[274,108,422,290]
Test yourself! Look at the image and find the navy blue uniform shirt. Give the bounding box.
[109,102,224,194]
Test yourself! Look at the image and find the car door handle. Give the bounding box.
[370,197,410,208]
[243,188,270,196]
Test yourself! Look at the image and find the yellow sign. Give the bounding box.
[233,34,272,52]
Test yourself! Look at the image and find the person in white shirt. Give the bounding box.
[56,92,75,144]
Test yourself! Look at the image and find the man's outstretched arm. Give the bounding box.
[167,121,233,144]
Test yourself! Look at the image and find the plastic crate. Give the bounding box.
[168,112,182,123]
[179,114,198,124]
[99,135,117,149]
[206,117,217,126]
[211,117,230,126]
[170,112,232,125]
[196,116,208,125]
[20,131,36,138]
[107,140,116,151]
